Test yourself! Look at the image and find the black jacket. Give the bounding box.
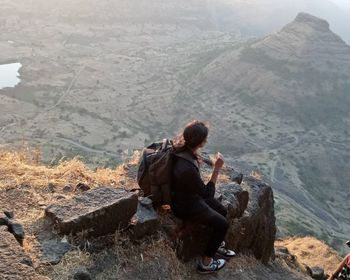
[171,149,215,219]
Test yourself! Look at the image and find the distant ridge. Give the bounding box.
[250,12,350,68]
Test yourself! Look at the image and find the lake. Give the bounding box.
[0,62,22,90]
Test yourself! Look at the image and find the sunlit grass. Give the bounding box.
[0,147,137,190]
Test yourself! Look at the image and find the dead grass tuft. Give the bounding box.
[0,148,136,190]
[249,170,263,180]
[276,236,342,274]
[113,232,190,280]
[43,249,93,280]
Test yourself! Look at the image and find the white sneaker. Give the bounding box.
[217,241,236,258]
[197,258,226,274]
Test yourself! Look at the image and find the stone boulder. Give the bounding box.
[41,239,73,265]
[129,197,159,239]
[75,182,91,192]
[305,265,326,280]
[73,267,92,280]
[45,187,138,236]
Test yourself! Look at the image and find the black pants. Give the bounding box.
[172,197,229,258]
[197,197,229,257]
[171,197,228,257]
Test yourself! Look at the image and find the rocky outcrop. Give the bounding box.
[45,187,138,236]
[216,183,249,219]
[0,227,43,280]
[225,178,276,264]
[41,161,275,266]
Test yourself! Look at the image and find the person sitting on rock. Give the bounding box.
[328,252,350,280]
[171,120,235,274]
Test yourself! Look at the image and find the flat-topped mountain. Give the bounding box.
[250,12,350,71]
[181,13,350,121]
[221,0,350,43]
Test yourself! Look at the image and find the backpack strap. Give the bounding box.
[175,151,199,169]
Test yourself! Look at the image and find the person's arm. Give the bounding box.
[328,253,350,280]
[182,166,215,198]
[209,152,224,185]
[209,168,220,185]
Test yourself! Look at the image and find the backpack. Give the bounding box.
[137,139,199,207]
[137,139,175,207]
[338,264,350,280]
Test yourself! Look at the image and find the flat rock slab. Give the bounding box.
[45,187,138,236]
[41,239,73,265]
[0,227,37,280]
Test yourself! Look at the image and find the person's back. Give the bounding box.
[171,148,216,220]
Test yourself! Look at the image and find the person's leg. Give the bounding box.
[197,206,229,258]
[202,198,235,257]
[204,197,227,217]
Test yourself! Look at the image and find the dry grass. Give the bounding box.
[0,148,137,190]
[0,148,140,276]
[0,148,336,280]
[42,232,313,280]
[41,232,190,280]
[249,170,264,180]
[42,249,93,280]
[276,236,342,274]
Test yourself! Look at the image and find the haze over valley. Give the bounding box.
[1,0,349,254]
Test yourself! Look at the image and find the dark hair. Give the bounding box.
[174,120,209,150]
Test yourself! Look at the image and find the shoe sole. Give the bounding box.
[196,269,219,275]
[215,252,236,260]
[196,262,225,274]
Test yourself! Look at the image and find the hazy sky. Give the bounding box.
[329,0,350,9]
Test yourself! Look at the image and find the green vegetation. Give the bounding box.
[283,220,315,236]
